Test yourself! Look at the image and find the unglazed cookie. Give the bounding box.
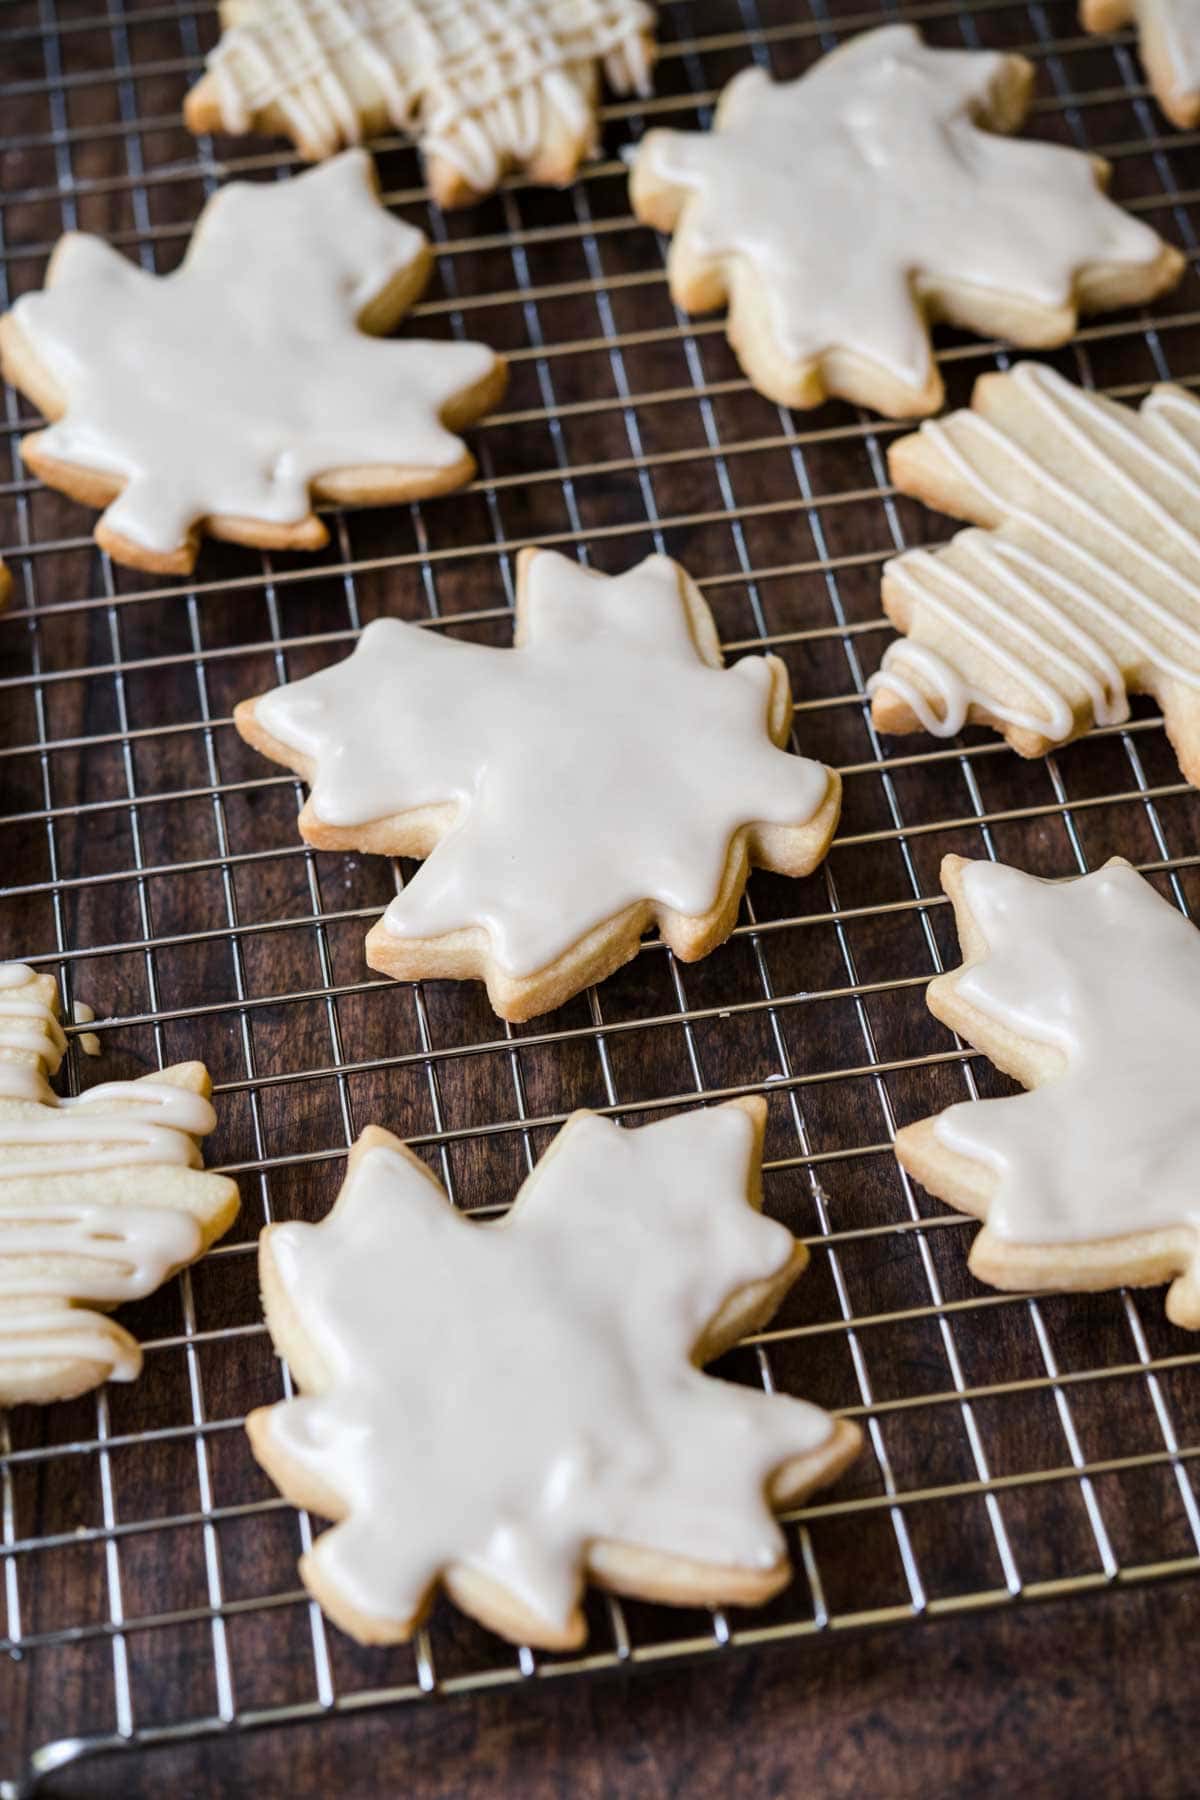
[234,549,841,1021]
[868,363,1200,783]
[186,0,656,206]
[629,24,1183,418]
[247,1097,861,1648]
[0,150,506,574]
[0,962,240,1405]
[1082,0,1200,128]
[895,857,1200,1327]
[0,562,10,611]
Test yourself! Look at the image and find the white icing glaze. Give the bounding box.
[10,150,498,556]
[868,362,1200,744]
[0,1305,140,1377]
[253,552,832,976]
[634,25,1167,391]
[933,860,1200,1243]
[201,0,654,180]
[0,960,219,1386]
[261,1103,835,1634]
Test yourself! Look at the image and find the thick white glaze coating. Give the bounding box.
[7,151,497,556]
[934,861,1200,1243]
[869,363,1200,744]
[261,1104,836,1634]
[200,0,654,176]
[634,25,1167,390]
[254,552,831,976]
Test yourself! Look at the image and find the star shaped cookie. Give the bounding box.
[248,1097,861,1647]
[186,0,657,207]
[1083,0,1200,128]
[895,857,1200,1327]
[629,24,1183,417]
[0,151,505,574]
[234,549,842,1020]
[868,362,1200,784]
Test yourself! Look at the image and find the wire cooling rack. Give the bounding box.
[3,0,1200,1790]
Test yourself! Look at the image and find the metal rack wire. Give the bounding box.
[2,0,1200,1790]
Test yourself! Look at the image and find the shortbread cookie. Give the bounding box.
[868,362,1200,783]
[0,961,240,1405]
[235,549,841,1021]
[895,856,1200,1327]
[248,1097,861,1648]
[1082,0,1200,129]
[629,25,1183,418]
[0,150,506,574]
[186,0,656,206]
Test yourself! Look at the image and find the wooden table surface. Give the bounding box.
[47,1583,1200,1797]
[5,0,1200,1793]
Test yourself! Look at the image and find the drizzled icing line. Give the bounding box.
[250,1104,845,1641]
[0,961,231,1392]
[194,0,655,184]
[868,363,1200,763]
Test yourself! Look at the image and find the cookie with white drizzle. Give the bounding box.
[629,24,1183,419]
[186,0,656,206]
[895,857,1200,1327]
[248,1097,861,1648]
[0,151,506,575]
[0,962,240,1406]
[1083,0,1200,129]
[233,549,841,1021]
[868,362,1200,783]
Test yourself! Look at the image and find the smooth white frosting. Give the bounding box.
[0,962,218,1386]
[934,861,1200,1244]
[869,363,1200,744]
[253,552,832,976]
[9,150,497,556]
[262,1104,835,1634]
[634,25,1168,391]
[200,0,654,178]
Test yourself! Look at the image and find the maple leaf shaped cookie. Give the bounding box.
[0,962,240,1406]
[235,549,842,1021]
[894,857,1200,1328]
[248,1097,861,1648]
[185,0,656,207]
[868,362,1200,784]
[1083,0,1200,129]
[629,24,1183,419]
[0,151,506,575]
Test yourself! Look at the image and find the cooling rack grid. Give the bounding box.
[2,0,1200,1790]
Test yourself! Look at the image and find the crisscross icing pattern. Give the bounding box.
[868,363,1200,778]
[197,0,654,183]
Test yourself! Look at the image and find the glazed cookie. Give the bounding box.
[247,1097,861,1648]
[1082,0,1200,129]
[895,857,1200,1327]
[0,150,506,574]
[629,24,1183,418]
[0,962,240,1405]
[234,549,841,1021]
[186,0,656,206]
[868,362,1200,783]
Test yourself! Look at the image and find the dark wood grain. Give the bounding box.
[46,1583,1200,1799]
[4,0,1200,1791]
